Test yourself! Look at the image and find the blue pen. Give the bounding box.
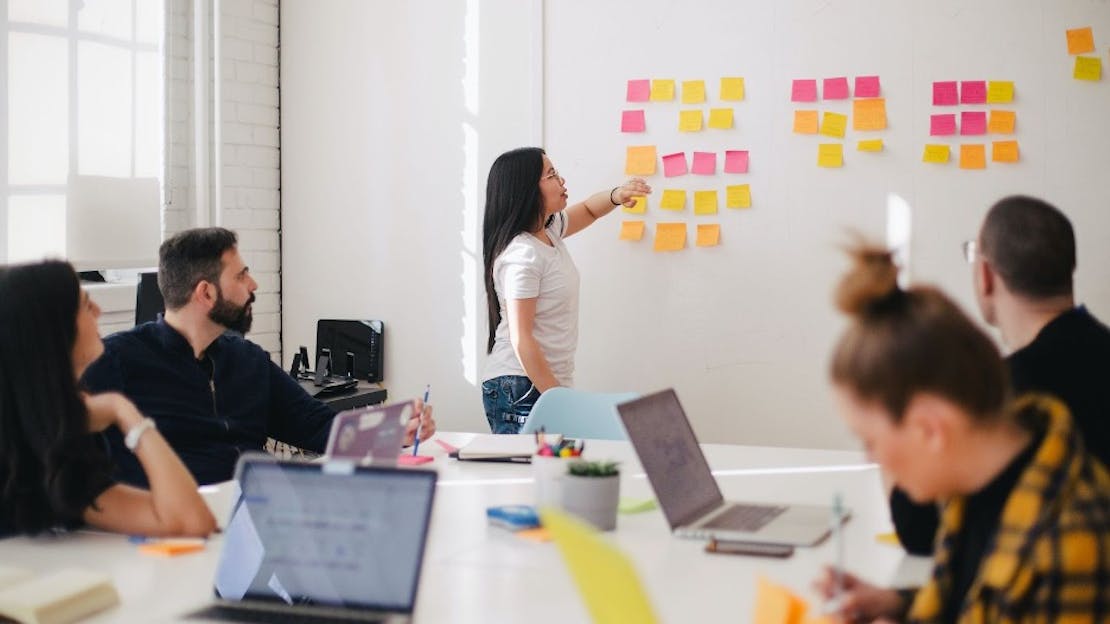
[413,384,430,456]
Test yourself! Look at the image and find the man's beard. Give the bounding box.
[209,291,254,334]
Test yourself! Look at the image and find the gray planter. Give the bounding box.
[560,474,620,531]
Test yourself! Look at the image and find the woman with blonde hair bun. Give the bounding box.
[813,243,1110,623]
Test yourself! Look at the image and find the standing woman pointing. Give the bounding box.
[481,147,650,433]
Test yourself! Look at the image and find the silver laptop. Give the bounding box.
[617,389,841,546]
[187,455,436,623]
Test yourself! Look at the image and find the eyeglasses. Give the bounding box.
[541,169,562,182]
[961,239,978,264]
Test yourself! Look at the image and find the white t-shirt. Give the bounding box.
[483,211,580,387]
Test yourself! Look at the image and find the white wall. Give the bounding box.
[281,0,1110,448]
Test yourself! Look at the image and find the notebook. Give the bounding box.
[186,455,437,623]
[0,566,119,624]
[324,400,415,465]
[616,389,840,546]
[452,433,562,462]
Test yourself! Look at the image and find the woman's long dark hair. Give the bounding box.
[483,147,547,353]
[0,260,113,534]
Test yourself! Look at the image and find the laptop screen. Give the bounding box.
[617,389,724,529]
[213,459,436,613]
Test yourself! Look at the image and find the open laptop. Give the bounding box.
[187,455,436,623]
[324,401,414,465]
[616,389,840,546]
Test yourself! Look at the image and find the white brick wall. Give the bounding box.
[165,0,282,360]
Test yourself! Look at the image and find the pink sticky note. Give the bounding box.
[662,152,689,177]
[960,111,987,135]
[933,81,958,105]
[691,151,717,175]
[626,79,650,102]
[621,110,645,133]
[960,80,987,104]
[823,77,850,99]
[724,150,749,174]
[855,75,881,97]
[791,79,818,102]
[930,113,957,136]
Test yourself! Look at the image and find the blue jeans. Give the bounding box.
[481,375,540,434]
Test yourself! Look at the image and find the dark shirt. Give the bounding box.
[891,305,1110,555]
[82,320,336,486]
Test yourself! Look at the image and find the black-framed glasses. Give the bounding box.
[961,239,978,264]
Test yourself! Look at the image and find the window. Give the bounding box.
[2,0,164,267]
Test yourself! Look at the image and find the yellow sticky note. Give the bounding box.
[992,140,1020,163]
[679,110,704,132]
[650,79,675,101]
[876,532,901,546]
[660,189,686,211]
[696,224,720,247]
[819,112,847,138]
[987,81,1014,103]
[1067,27,1095,55]
[720,77,745,101]
[681,80,706,104]
[852,98,887,131]
[653,223,686,252]
[857,139,883,152]
[625,145,657,175]
[623,196,647,214]
[793,110,819,134]
[752,577,808,624]
[817,143,843,168]
[541,509,659,624]
[618,221,645,241]
[988,110,1016,134]
[923,144,951,163]
[694,190,718,215]
[726,184,751,208]
[959,144,986,169]
[1074,56,1102,81]
[708,108,734,129]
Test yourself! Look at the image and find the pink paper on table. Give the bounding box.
[933,81,958,105]
[791,79,818,102]
[691,151,717,175]
[621,110,645,133]
[855,75,881,97]
[662,152,689,177]
[960,111,987,135]
[724,150,749,174]
[626,79,650,102]
[960,80,987,104]
[823,76,849,99]
[930,113,957,136]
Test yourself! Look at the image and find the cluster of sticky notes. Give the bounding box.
[752,577,835,624]
[623,77,746,133]
[1066,26,1102,81]
[621,222,723,251]
[925,79,1019,167]
[659,150,750,177]
[792,75,886,167]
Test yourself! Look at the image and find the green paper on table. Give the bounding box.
[618,497,657,514]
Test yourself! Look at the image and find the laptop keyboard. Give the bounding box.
[188,604,387,623]
[702,504,787,532]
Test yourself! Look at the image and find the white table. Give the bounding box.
[0,434,931,623]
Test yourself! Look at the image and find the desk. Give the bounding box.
[297,379,388,411]
[0,434,931,623]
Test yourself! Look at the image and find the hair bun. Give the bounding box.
[835,243,901,317]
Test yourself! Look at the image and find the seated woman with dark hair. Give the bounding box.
[0,260,215,537]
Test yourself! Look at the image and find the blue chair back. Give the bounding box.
[520,388,639,440]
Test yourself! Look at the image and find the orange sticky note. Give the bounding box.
[992,140,1020,163]
[819,112,847,138]
[693,190,718,215]
[720,77,745,101]
[696,224,720,247]
[959,144,986,169]
[625,146,657,175]
[681,80,706,104]
[726,184,751,208]
[138,539,207,557]
[988,110,1015,134]
[653,223,686,252]
[853,98,887,131]
[752,577,808,624]
[1066,27,1095,55]
[515,527,553,543]
[793,110,819,134]
[650,79,675,101]
[922,144,950,163]
[619,221,645,241]
[817,143,843,168]
[679,110,704,132]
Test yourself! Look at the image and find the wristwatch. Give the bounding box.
[124,418,157,452]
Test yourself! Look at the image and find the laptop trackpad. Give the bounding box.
[701,504,786,532]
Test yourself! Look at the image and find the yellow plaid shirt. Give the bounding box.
[906,395,1110,623]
